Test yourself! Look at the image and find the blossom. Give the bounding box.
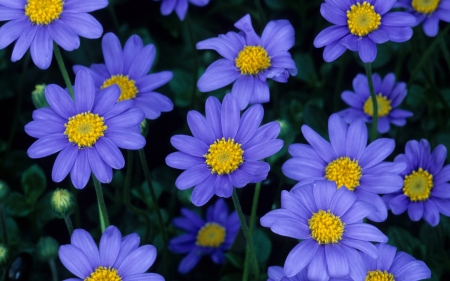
[282,113,405,222]
[383,139,450,226]
[261,180,388,280]
[59,225,164,281]
[0,0,107,69]
[24,70,146,189]
[165,93,283,206]
[351,243,431,281]
[169,198,239,274]
[314,0,416,62]
[74,32,173,120]
[267,266,352,281]
[338,73,413,133]
[154,0,210,21]
[196,14,297,110]
[396,0,450,37]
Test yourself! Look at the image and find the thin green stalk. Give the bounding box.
[124,151,151,241]
[53,43,74,98]
[186,14,199,109]
[64,216,74,235]
[242,182,262,281]
[108,4,121,34]
[440,39,450,76]
[364,63,378,142]
[92,175,110,232]
[49,259,58,281]
[138,148,169,276]
[231,188,259,281]
[407,24,450,87]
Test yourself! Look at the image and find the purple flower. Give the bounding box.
[261,180,388,279]
[267,266,353,281]
[383,139,450,226]
[24,70,146,189]
[282,113,405,222]
[196,14,297,110]
[154,0,210,21]
[338,72,413,134]
[314,0,416,62]
[396,0,450,37]
[169,198,239,274]
[351,243,431,280]
[0,0,107,69]
[74,32,174,120]
[165,93,283,206]
[59,225,164,281]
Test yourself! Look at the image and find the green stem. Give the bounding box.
[186,14,199,109]
[138,148,169,277]
[92,175,110,232]
[53,43,74,98]
[407,24,450,87]
[364,63,378,142]
[242,182,261,281]
[124,151,151,242]
[64,216,74,236]
[49,259,58,281]
[231,188,259,281]
[108,4,121,34]
[440,39,450,76]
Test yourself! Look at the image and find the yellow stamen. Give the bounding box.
[84,266,122,281]
[204,137,244,175]
[235,45,271,75]
[308,210,345,244]
[363,94,392,117]
[325,157,362,191]
[365,270,395,281]
[25,0,64,25]
[403,168,433,201]
[412,0,440,14]
[101,75,139,102]
[196,222,226,248]
[64,112,107,149]
[347,1,381,37]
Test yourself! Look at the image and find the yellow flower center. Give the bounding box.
[308,210,345,244]
[363,94,392,117]
[204,137,244,175]
[196,222,226,248]
[235,45,271,75]
[101,75,139,102]
[412,0,440,14]
[325,157,362,191]
[64,112,107,149]
[365,270,395,281]
[403,168,433,201]
[347,1,381,37]
[25,0,64,25]
[84,266,122,281]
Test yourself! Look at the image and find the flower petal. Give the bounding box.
[58,245,92,279]
[325,245,349,278]
[61,13,103,39]
[102,32,123,75]
[52,144,78,182]
[197,59,240,92]
[74,69,95,112]
[45,84,77,119]
[48,20,80,51]
[95,137,125,169]
[27,134,68,158]
[284,239,319,277]
[301,125,336,163]
[119,245,156,278]
[221,94,240,139]
[175,164,211,190]
[99,226,122,267]
[71,229,100,269]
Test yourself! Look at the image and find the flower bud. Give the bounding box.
[0,180,10,203]
[0,244,8,265]
[36,237,58,261]
[31,84,49,109]
[140,119,149,137]
[51,189,75,218]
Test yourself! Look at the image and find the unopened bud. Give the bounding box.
[51,189,75,218]
[0,244,8,264]
[31,84,49,109]
[140,119,149,137]
[36,237,58,261]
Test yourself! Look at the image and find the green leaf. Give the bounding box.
[303,103,328,138]
[4,192,33,217]
[219,273,243,281]
[387,226,421,254]
[21,164,46,204]
[225,252,244,269]
[253,229,271,264]
[294,53,317,85]
[170,69,193,107]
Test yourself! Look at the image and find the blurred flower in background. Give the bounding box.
[338,73,413,133]
[154,0,210,21]
[169,198,239,274]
